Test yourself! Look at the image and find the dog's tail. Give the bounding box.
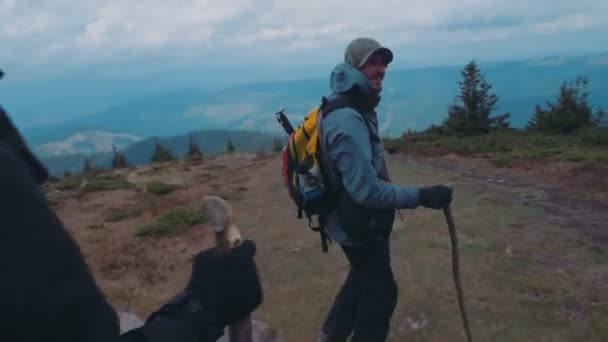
[203,195,242,249]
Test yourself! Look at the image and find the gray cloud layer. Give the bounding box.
[1,0,607,68]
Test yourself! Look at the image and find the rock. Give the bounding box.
[404,313,429,330]
[118,311,144,333]
[217,319,285,342]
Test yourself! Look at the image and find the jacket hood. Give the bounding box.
[329,62,372,95]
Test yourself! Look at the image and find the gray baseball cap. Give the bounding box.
[344,37,393,68]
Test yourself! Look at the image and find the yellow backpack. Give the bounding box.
[279,105,326,211]
[276,96,350,251]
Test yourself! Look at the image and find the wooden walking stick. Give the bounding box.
[203,195,253,342]
[443,205,473,342]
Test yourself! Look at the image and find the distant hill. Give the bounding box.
[23,88,211,147]
[120,129,282,165]
[21,52,608,149]
[39,129,283,177]
[35,130,142,157]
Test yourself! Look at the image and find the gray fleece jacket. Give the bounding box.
[319,62,420,245]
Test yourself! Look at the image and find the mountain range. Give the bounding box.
[40,129,283,177]
[6,52,608,173]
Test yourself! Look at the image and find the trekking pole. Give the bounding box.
[443,205,473,342]
[275,108,295,135]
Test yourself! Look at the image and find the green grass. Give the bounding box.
[104,204,145,223]
[145,181,179,196]
[135,207,208,237]
[384,127,608,168]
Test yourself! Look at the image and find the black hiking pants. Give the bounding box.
[322,238,398,342]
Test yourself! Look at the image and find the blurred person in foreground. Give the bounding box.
[0,68,263,342]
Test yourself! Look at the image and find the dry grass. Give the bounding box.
[51,172,134,192]
[49,152,608,342]
[228,153,608,341]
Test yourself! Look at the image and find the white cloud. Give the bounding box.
[183,102,260,122]
[1,0,606,68]
[530,13,593,34]
[36,130,142,157]
[72,1,252,51]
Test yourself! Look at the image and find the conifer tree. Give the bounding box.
[150,140,176,163]
[527,75,600,133]
[186,134,203,159]
[226,138,235,153]
[272,137,283,152]
[444,60,510,135]
[82,158,93,174]
[111,144,129,169]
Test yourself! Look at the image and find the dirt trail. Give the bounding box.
[392,154,608,246]
[51,152,608,342]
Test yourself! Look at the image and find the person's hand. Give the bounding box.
[418,185,453,209]
[186,239,263,326]
[120,240,262,342]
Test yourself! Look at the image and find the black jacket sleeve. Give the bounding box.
[0,143,122,342]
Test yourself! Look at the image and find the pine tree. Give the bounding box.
[444,60,510,135]
[594,107,607,126]
[226,138,235,154]
[272,137,283,152]
[82,158,93,174]
[186,135,203,159]
[149,140,176,163]
[111,144,130,169]
[528,75,596,133]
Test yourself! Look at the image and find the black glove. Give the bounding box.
[186,239,263,327]
[120,240,263,342]
[120,291,223,342]
[418,185,453,209]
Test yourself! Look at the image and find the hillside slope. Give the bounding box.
[45,151,608,341]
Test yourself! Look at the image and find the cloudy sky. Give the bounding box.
[2,0,607,74]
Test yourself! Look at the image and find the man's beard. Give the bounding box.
[371,73,384,92]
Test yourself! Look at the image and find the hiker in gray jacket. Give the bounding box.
[316,38,453,342]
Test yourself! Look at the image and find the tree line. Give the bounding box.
[75,135,237,175]
[424,60,606,137]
